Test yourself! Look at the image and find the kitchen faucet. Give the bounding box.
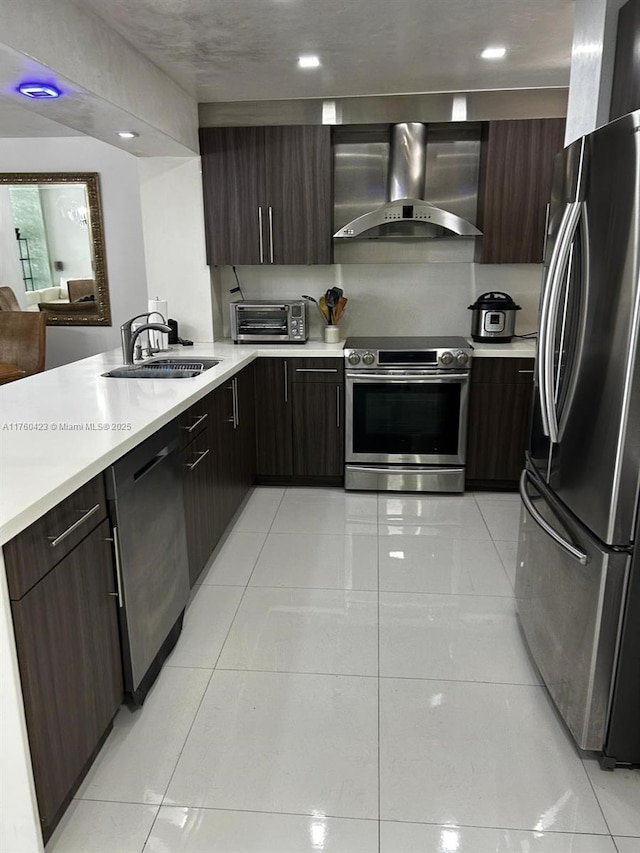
[120,313,172,366]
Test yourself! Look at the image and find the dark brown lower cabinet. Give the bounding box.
[9,519,122,839]
[255,357,344,484]
[291,359,344,479]
[214,364,257,527]
[465,357,535,489]
[254,358,293,477]
[182,364,257,585]
[182,426,224,586]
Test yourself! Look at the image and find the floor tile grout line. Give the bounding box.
[138,803,161,853]
[154,485,290,813]
[65,795,624,840]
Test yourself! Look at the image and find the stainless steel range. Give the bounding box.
[344,336,472,492]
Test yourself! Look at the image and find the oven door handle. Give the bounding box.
[346,372,469,382]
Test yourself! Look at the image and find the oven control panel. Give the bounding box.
[344,336,473,371]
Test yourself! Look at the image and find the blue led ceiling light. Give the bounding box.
[18,82,62,99]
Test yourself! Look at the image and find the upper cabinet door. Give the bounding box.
[264,126,333,265]
[199,125,332,266]
[200,126,265,265]
[476,118,566,264]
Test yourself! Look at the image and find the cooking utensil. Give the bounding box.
[302,294,328,325]
[333,296,348,324]
[324,287,343,324]
[318,295,330,324]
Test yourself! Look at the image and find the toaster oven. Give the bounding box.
[230,300,308,343]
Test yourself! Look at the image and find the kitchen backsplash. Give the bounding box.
[214,263,542,342]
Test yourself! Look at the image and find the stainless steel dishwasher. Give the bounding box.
[105,419,190,706]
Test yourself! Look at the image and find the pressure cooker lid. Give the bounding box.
[468,291,521,310]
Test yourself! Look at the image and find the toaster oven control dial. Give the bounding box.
[440,351,454,366]
[455,351,469,366]
[347,352,361,366]
[362,352,376,366]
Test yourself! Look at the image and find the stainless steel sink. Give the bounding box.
[103,357,221,379]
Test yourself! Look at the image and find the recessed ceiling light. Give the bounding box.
[298,55,321,68]
[116,131,139,139]
[481,46,507,59]
[18,82,62,99]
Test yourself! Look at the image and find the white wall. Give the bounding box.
[138,157,214,342]
[217,262,543,342]
[0,136,149,368]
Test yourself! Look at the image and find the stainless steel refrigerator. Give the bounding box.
[516,109,640,766]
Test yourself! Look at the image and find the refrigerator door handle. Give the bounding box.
[519,470,590,565]
[538,201,583,442]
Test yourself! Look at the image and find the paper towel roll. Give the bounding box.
[148,298,168,351]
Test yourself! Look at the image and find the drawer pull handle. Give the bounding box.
[295,368,338,373]
[184,413,208,433]
[48,503,101,547]
[185,448,210,470]
[518,370,534,374]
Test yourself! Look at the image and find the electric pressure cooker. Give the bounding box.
[468,291,521,343]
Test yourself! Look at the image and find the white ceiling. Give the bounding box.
[0,0,575,144]
[76,0,575,103]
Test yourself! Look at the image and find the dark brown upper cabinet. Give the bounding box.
[610,0,640,121]
[476,118,566,264]
[199,125,333,266]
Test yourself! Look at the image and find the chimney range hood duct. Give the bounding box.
[333,122,482,239]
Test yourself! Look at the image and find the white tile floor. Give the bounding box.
[47,487,640,853]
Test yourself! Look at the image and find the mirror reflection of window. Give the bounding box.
[0,173,111,326]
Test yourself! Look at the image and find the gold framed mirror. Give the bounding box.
[0,172,111,326]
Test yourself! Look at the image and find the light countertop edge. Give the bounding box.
[0,336,536,544]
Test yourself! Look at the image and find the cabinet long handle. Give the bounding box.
[48,503,101,547]
[518,370,534,374]
[336,385,340,429]
[184,413,207,433]
[268,206,274,263]
[185,448,210,470]
[284,360,288,403]
[104,527,124,608]
[258,207,264,263]
[233,377,239,429]
[295,368,339,374]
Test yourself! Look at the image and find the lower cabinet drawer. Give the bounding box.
[4,475,108,600]
[290,358,344,383]
[470,357,535,384]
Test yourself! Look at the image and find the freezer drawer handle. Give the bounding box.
[519,470,589,566]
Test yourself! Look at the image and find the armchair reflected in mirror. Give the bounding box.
[0,173,111,326]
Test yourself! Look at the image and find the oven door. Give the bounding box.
[346,370,469,465]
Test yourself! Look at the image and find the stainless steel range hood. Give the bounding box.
[333,122,482,240]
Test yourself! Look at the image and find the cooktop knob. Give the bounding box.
[455,351,469,366]
[362,352,376,366]
[440,351,454,365]
[347,352,361,365]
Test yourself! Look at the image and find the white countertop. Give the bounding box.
[0,340,343,545]
[0,335,536,545]
[470,338,537,357]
